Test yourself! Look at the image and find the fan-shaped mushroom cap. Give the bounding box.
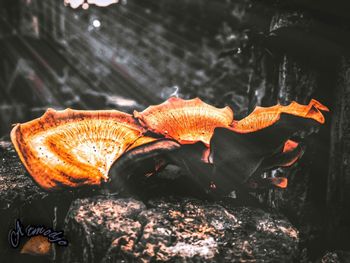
[231,99,329,133]
[11,108,145,190]
[134,97,234,146]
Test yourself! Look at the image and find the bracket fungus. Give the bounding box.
[231,99,329,133]
[108,138,182,194]
[111,138,181,180]
[10,97,329,195]
[133,97,234,146]
[11,108,146,190]
[210,100,329,195]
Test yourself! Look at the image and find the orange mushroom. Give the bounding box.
[126,136,159,151]
[111,138,181,178]
[281,139,303,167]
[10,97,329,195]
[210,98,329,195]
[231,99,329,133]
[108,138,181,194]
[11,108,145,190]
[134,97,234,146]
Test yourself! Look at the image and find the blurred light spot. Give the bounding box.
[87,0,118,7]
[65,0,118,8]
[82,3,89,9]
[227,34,237,41]
[65,0,84,9]
[92,19,101,28]
[107,96,139,108]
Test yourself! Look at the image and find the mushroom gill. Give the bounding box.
[111,138,181,179]
[133,97,234,146]
[108,138,181,194]
[10,108,145,190]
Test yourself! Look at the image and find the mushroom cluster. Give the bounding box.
[10,97,329,195]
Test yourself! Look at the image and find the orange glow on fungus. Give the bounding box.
[126,136,158,152]
[231,99,329,133]
[283,139,299,153]
[10,97,329,192]
[201,147,211,163]
[269,177,288,188]
[281,139,302,167]
[134,97,234,146]
[11,108,145,190]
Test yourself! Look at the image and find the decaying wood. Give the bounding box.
[63,196,300,263]
[320,250,350,263]
[0,141,47,209]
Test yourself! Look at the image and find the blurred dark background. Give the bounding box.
[0,0,261,138]
[0,0,350,261]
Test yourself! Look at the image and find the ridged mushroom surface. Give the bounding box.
[134,97,234,146]
[231,99,329,133]
[11,109,145,190]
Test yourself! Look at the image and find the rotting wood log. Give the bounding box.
[0,141,47,209]
[63,196,300,263]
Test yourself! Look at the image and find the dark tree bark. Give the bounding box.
[327,57,350,249]
[257,10,316,212]
[248,9,335,259]
[264,6,350,256]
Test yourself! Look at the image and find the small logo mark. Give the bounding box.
[8,219,68,249]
